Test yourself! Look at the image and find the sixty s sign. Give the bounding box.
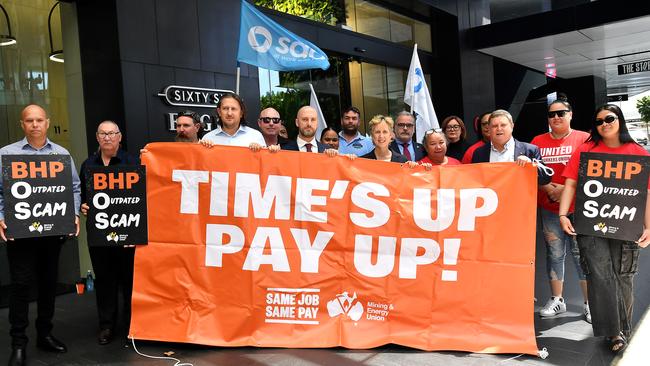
[157,85,234,108]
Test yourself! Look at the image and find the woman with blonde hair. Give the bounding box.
[361,115,408,163]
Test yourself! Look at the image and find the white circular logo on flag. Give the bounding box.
[248,26,272,53]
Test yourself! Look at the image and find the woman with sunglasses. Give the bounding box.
[419,129,461,166]
[559,104,650,354]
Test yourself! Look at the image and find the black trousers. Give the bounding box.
[577,235,640,338]
[6,236,65,348]
[88,245,135,332]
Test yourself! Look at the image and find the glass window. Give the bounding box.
[349,62,426,132]
[0,0,71,149]
[345,0,432,52]
[254,0,344,26]
[360,62,388,129]
[354,1,390,41]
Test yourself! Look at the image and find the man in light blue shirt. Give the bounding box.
[1,104,81,365]
[201,93,265,147]
[337,106,374,156]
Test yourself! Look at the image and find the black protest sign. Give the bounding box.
[85,165,148,246]
[575,152,650,241]
[2,155,76,238]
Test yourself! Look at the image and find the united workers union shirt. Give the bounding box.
[531,130,589,212]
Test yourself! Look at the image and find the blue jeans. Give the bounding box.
[540,208,585,282]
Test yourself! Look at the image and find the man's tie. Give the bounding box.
[402,143,412,161]
[305,143,313,152]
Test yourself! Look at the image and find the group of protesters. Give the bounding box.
[1,91,649,365]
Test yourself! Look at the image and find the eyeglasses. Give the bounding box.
[97,131,121,139]
[397,123,414,129]
[259,117,282,124]
[445,125,460,131]
[595,115,618,126]
[547,110,570,118]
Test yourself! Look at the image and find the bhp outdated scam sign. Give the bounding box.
[85,165,148,246]
[575,152,650,241]
[1,155,75,238]
[130,143,539,355]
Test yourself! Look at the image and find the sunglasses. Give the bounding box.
[425,128,444,135]
[595,115,618,126]
[259,117,282,124]
[547,110,570,118]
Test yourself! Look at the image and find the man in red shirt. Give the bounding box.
[531,100,590,322]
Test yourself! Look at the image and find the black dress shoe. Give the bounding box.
[8,347,26,366]
[36,334,67,353]
[97,328,114,345]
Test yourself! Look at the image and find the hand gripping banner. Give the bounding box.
[130,143,539,355]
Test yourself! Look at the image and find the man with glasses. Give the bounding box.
[78,121,140,347]
[257,107,286,147]
[531,100,590,322]
[389,111,424,162]
[338,106,374,156]
[1,104,81,366]
[471,109,551,185]
[282,106,326,153]
[175,110,202,143]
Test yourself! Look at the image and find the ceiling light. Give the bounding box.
[48,2,64,63]
[0,4,16,46]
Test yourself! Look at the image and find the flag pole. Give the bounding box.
[236,62,241,94]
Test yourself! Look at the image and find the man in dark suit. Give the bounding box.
[281,106,326,153]
[389,111,425,161]
[472,109,551,185]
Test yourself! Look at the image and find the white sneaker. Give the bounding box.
[584,303,592,323]
[540,296,567,317]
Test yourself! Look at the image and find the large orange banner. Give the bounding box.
[130,143,539,355]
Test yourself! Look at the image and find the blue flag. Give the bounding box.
[237,1,330,71]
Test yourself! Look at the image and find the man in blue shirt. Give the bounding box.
[337,106,374,156]
[201,92,265,147]
[0,104,81,366]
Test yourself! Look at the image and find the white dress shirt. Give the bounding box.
[297,136,318,153]
[201,125,266,147]
[489,137,515,162]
